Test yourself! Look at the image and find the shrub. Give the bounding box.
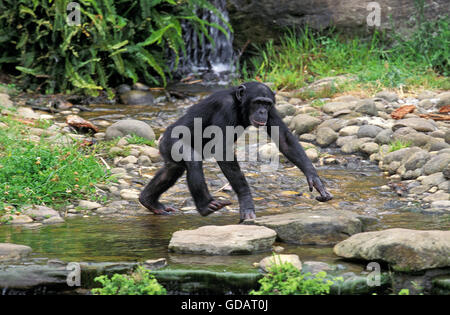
[388,140,411,152]
[250,260,335,295]
[0,0,228,96]
[92,266,166,295]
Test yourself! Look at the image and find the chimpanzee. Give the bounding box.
[139,82,333,222]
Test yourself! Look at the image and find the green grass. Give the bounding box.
[238,15,449,95]
[388,140,412,152]
[126,134,156,147]
[0,115,110,214]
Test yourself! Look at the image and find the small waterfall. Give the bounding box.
[175,0,235,84]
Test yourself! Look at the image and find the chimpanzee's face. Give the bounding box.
[248,96,273,128]
[235,82,276,128]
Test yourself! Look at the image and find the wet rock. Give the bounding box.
[42,216,65,225]
[423,153,450,175]
[168,225,277,255]
[375,91,398,102]
[334,228,450,271]
[357,125,383,138]
[259,254,302,272]
[316,127,338,147]
[22,205,60,221]
[120,90,154,105]
[392,118,437,132]
[105,119,155,141]
[302,261,333,275]
[0,243,32,262]
[1,214,33,224]
[244,209,363,245]
[78,200,102,210]
[143,258,167,270]
[289,114,321,135]
[116,84,131,94]
[355,99,378,116]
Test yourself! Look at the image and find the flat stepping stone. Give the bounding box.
[244,209,364,245]
[168,225,277,255]
[0,243,32,262]
[334,228,450,271]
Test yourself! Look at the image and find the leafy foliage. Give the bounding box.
[250,260,335,295]
[92,266,166,295]
[0,0,228,96]
[388,140,411,152]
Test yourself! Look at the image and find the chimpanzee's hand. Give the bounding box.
[307,174,333,202]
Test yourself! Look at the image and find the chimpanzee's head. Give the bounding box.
[235,82,276,128]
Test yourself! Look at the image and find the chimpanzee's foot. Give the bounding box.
[198,199,232,216]
[140,198,177,215]
[239,209,256,223]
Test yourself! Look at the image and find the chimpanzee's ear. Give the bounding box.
[236,84,246,102]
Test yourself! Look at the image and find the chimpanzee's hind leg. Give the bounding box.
[139,162,185,215]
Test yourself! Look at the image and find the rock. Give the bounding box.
[421,173,446,187]
[392,118,437,132]
[445,130,450,144]
[430,200,450,209]
[339,126,359,137]
[357,125,383,138]
[305,148,319,162]
[78,200,102,210]
[360,142,379,155]
[244,209,363,245]
[138,155,152,166]
[105,119,155,141]
[272,246,284,253]
[42,216,65,225]
[341,138,372,154]
[0,243,32,262]
[375,129,394,144]
[417,90,437,100]
[22,205,60,221]
[317,118,346,132]
[418,99,434,109]
[436,91,450,108]
[383,147,420,165]
[302,261,333,275]
[139,146,162,162]
[289,114,321,135]
[334,229,450,271]
[66,115,99,133]
[17,107,40,119]
[259,254,302,272]
[322,102,356,115]
[258,143,279,161]
[422,191,450,202]
[120,90,154,105]
[444,164,450,179]
[119,155,138,165]
[168,225,277,255]
[316,127,338,147]
[423,153,450,175]
[116,84,131,94]
[1,215,33,224]
[299,133,316,142]
[120,189,140,200]
[375,91,398,102]
[0,93,13,108]
[276,103,296,118]
[355,99,378,116]
[132,82,150,91]
[404,150,430,170]
[143,258,167,270]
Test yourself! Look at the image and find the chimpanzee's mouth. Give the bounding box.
[251,119,266,127]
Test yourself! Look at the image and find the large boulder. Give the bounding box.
[105,119,155,141]
[334,228,450,271]
[168,225,277,255]
[316,127,338,147]
[0,243,32,262]
[228,0,449,47]
[244,209,364,245]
